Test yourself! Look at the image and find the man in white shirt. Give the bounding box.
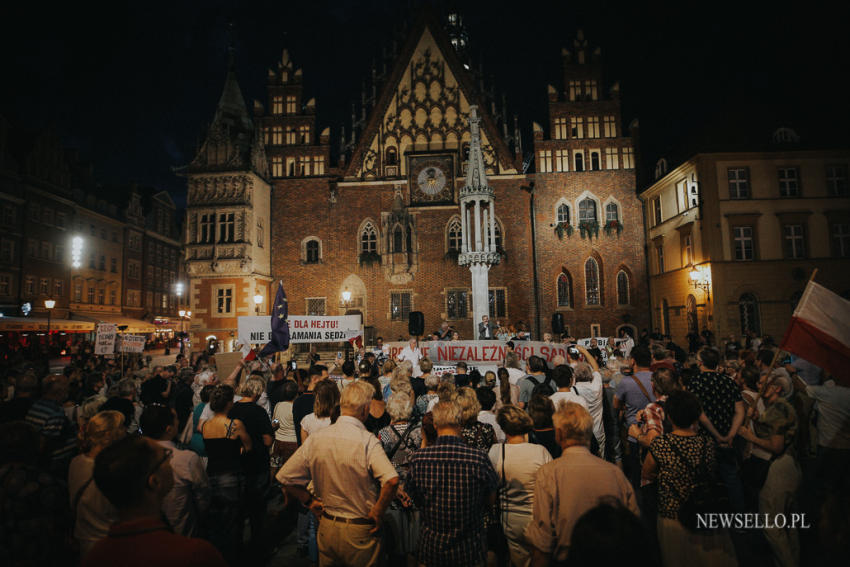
[571,345,606,459]
[140,404,209,538]
[278,381,399,566]
[549,365,588,410]
[396,337,423,378]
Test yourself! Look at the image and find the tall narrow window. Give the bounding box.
[826,165,848,196]
[313,156,324,175]
[622,147,634,169]
[574,152,584,172]
[391,292,411,321]
[538,150,552,173]
[361,222,378,253]
[557,272,571,307]
[385,147,398,166]
[778,167,800,197]
[605,148,618,169]
[447,289,468,319]
[570,117,584,139]
[587,117,600,138]
[579,199,597,223]
[447,218,462,251]
[257,219,264,248]
[682,233,693,266]
[272,96,283,114]
[299,156,310,176]
[216,288,233,314]
[590,151,601,171]
[605,203,619,223]
[218,213,235,243]
[728,167,750,199]
[733,226,754,260]
[285,127,297,145]
[739,293,761,336]
[393,226,404,252]
[617,270,630,305]
[305,240,320,264]
[272,126,283,145]
[489,288,507,318]
[783,224,805,258]
[554,117,568,139]
[557,204,570,224]
[585,257,600,305]
[285,95,297,114]
[568,81,580,101]
[833,223,850,257]
[298,125,310,144]
[651,197,662,227]
[554,149,568,172]
[656,245,665,273]
[603,115,616,137]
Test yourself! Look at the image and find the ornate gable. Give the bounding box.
[345,17,517,180]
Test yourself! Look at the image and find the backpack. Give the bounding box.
[527,374,554,398]
[668,436,729,531]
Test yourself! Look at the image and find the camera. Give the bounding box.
[290,361,297,370]
[568,347,579,354]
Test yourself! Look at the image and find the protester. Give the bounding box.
[476,387,505,442]
[292,365,327,444]
[188,384,214,458]
[614,344,656,496]
[202,384,252,563]
[525,402,638,563]
[489,405,552,567]
[364,376,391,433]
[140,404,210,538]
[277,381,399,566]
[407,400,499,567]
[271,380,300,472]
[415,372,440,417]
[642,390,737,567]
[518,356,550,409]
[25,374,78,475]
[568,502,659,567]
[498,366,520,407]
[300,379,340,442]
[549,364,588,409]
[68,410,126,558]
[455,386,497,450]
[82,436,226,567]
[527,394,561,458]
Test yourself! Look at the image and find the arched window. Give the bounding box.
[360,222,377,253]
[590,151,601,171]
[557,272,572,307]
[447,217,462,251]
[462,142,470,161]
[739,293,761,335]
[557,203,570,224]
[393,225,404,252]
[585,257,600,305]
[494,221,503,249]
[305,239,320,264]
[605,203,619,222]
[616,270,629,305]
[385,147,398,166]
[579,198,597,223]
[575,152,584,172]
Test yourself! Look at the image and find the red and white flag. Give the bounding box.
[780,280,850,381]
[237,336,257,362]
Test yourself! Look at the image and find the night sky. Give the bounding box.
[4,0,848,207]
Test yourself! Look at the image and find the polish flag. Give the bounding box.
[237,337,257,362]
[780,280,850,382]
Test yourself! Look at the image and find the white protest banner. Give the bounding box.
[94,323,117,355]
[384,340,570,367]
[238,315,362,345]
[119,334,146,353]
[576,337,628,363]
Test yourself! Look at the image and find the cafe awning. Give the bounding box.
[0,316,95,333]
[73,314,158,334]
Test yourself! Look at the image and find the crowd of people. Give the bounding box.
[0,326,847,567]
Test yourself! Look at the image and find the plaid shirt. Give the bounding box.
[406,435,498,567]
[643,395,668,436]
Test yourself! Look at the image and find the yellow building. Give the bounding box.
[639,136,850,349]
[71,201,125,316]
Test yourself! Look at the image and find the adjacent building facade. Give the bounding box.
[639,137,850,347]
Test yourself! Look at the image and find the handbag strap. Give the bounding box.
[631,375,653,405]
[387,419,418,461]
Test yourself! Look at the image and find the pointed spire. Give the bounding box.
[465,106,489,190]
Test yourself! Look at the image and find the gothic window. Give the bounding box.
[392,225,404,252]
[579,199,597,223]
[617,270,630,305]
[585,257,601,305]
[590,151,601,171]
[739,293,761,336]
[218,213,235,243]
[557,272,572,307]
[489,288,507,318]
[447,217,462,251]
[386,147,398,166]
[305,239,320,264]
[605,203,619,223]
[360,222,378,253]
[493,220,503,249]
[574,151,585,171]
[557,204,570,224]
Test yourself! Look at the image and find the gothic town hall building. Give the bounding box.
[181,10,648,351]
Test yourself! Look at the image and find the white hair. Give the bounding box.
[341,380,374,414]
[386,392,413,421]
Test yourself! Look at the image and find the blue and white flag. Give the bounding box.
[259,280,290,357]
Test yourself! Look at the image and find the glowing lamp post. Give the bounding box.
[254,293,263,315]
[44,298,56,337]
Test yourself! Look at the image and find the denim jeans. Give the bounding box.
[715,447,745,513]
[208,472,245,563]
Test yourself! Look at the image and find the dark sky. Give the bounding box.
[4,0,848,206]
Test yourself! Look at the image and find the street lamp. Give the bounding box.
[341,287,352,308]
[254,293,263,315]
[71,236,84,268]
[44,298,55,337]
[178,309,187,355]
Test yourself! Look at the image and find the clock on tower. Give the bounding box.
[407,154,454,205]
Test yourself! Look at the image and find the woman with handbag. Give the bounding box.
[488,405,552,567]
[642,390,737,567]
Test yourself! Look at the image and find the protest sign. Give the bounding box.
[94,323,117,355]
[119,334,146,353]
[238,315,362,344]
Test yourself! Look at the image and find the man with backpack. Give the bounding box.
[517,356,552,410]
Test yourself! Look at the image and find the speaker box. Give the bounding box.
[552,312,565,336]
[408,311,425,336]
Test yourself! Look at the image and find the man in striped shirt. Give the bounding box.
[25,374,77,474]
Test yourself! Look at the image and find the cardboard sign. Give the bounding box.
[238,315,362,344]
[119,334,146,353]
[215,352,245,383]
[94,323,117,355]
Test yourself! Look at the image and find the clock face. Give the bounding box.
[408,154,454,205]
[417,166,446,195]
